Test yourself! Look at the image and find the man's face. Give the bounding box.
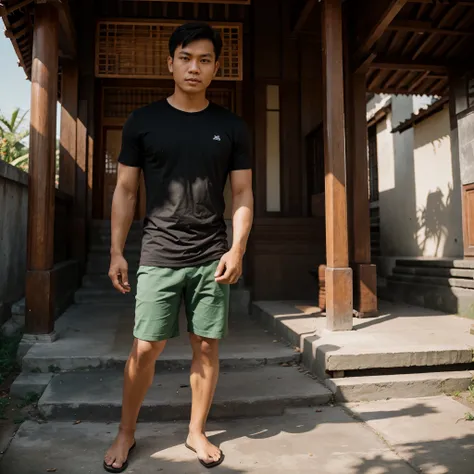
[168,39,220,94]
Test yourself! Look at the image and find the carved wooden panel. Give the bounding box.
[96,20,242,80]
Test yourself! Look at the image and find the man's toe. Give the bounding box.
[112,459,124,469]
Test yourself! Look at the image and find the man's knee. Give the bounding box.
[131,338,166,369]
[189,333,219,358]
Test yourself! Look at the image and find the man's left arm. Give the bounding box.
[215,169,254,284]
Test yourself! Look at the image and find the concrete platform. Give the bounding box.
[328,371,473,402]
[21,304,300,373]
[252,300,474,379]
[348,396,474,474]
[0,407,416,474]
[38,366,332,421]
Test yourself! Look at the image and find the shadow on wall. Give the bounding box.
[415,185,459,257]
[378,105,463,259]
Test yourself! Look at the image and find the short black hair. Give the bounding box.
[169,22,223,60]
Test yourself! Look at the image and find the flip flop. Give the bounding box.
[185,442,225,469]
[103,442,137,473]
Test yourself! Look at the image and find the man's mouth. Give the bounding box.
[186,78,201,84]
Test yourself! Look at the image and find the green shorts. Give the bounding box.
[134,260,230,342]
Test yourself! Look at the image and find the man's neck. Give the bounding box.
[168,88,209,113]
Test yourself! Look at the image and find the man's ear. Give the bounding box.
[213,61,220,78]
[167,56,173,74]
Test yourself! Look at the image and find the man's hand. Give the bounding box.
[109,254,131,294]
[214,249,243,285]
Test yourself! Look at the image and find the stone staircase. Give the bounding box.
[381,258,474,319]
[13,303,332,423]
[12,219,334,423]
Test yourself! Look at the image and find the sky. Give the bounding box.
[0,36,60,140]
[0,36,31,122]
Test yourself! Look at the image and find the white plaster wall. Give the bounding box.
[413,107,463,257]
[378,95,419,257]
[373,97,463,261]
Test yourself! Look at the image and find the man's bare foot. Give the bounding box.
[104,429,136,470]
[186,431,222,464]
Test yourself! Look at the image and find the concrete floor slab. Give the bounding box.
[252,300,474,376]
[347,396,474,474]
[21,305,299,373]
[0,407,416,474]
[38,366,332,421]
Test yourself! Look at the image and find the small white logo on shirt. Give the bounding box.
[213,135,221,141]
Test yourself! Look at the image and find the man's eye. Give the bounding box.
[180,56,189,61]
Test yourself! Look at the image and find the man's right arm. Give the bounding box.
[109,163,141,293]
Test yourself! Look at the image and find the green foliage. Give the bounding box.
[0,108,29,169]
[0,330,22,385]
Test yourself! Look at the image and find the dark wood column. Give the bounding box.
[321,0,353,331]
[59,62,78,197]
[25,3,59,335]
[347,73,378,317]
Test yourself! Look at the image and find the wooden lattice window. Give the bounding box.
[96,20,242,80]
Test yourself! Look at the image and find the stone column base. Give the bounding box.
[18,331,59,360]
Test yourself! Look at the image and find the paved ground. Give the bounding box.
[1,396,474,474]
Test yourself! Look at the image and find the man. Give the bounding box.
[103,22,253,472]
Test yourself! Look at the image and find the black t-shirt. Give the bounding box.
[118,99,251,268]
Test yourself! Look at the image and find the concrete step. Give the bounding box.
[38,367,332,421]
[393,265,474,280]
[324,346,473,373]
[381,278,474,318]
[327,371,473,402]
[389,273,474,290]
[396,258,474,270]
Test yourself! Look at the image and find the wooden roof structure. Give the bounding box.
[2,0,474,95]
[348,0,474,97]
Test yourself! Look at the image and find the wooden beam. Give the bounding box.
[322,0,353,331]
[387,19,474,36]
[354,0,410,60]
[0,0,33,15]
[25,2,59,335]
[292,0,317,34]
[371,57,447,73]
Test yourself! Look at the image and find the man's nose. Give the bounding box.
[188,60,200,73]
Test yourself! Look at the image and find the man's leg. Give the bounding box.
[184,260,230,464]
[104,265,184,470]
[186,334,222,463]
[104,338,166,470]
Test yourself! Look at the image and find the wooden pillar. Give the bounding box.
[59,62,78,197]
[321,0,353,331]
[25,3,59,335]
[347,73,378,317]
